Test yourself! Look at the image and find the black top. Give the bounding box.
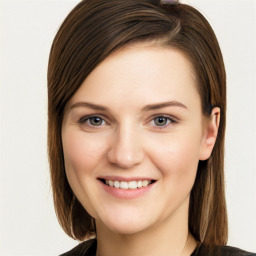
[60,239,256,256]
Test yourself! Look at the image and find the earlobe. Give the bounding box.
[199,107,220,161]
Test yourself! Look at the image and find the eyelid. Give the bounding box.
[150,114,178,122]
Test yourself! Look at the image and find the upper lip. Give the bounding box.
[98,176,156,182]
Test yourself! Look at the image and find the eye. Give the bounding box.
[150,115,176,128]
[153,116,170,126]
[79,116,106,127]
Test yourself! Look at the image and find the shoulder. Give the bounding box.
[193,244,256,256]
[60,239,96,256]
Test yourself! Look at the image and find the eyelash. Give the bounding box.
[78,114,177,129]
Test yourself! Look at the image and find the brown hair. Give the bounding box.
[48,0,227,245]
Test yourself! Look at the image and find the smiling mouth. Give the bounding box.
[99,179,156,190]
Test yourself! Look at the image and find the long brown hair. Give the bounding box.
[48,0,227,245]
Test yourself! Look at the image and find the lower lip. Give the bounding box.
[99,180,156,199]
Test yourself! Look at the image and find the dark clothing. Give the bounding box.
[60,238,256,256]
[192,244,256,256]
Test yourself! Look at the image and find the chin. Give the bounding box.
[106,221,151,235]
[96,209,155,235]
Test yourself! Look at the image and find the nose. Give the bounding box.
[107,126,144,169]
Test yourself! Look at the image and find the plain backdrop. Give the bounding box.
[0,0,255,255]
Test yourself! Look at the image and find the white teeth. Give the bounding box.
[120,181,129,189]
[142,180,150,187]
[105,179,152,189]
[114,181,120,188]
[128,181,137,189]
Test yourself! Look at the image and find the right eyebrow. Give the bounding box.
[69,102,109,111]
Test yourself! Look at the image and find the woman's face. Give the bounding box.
[62,44,217,235]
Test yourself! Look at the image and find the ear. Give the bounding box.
[199,107,220,161]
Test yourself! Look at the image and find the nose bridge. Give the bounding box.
[107,121,144,168]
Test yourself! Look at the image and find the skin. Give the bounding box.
[62,43,220,256]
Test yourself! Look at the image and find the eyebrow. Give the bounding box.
[70,100,187,112]
[70,102,109,111]
[141,101,187,112]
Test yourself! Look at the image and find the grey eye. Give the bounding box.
[88,116,104,126]
[153,116,170,126]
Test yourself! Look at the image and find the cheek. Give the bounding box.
[62,130,106,174]
[147,131,201,181]
[62,129,109,217]
[142,130,202,220]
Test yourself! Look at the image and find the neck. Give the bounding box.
[95,197,197,256]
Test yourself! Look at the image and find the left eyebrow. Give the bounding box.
[141,101,188,112]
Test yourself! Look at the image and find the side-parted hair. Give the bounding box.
[48,0,227,245]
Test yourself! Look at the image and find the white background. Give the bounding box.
[0,0,255,255]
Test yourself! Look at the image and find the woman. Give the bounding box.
[47,0,255,255]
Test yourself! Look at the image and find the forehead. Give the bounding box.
[68,43,200,112]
